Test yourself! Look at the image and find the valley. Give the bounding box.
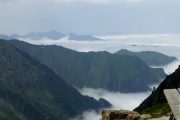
[1,1,180,120]
[0,34,179,120]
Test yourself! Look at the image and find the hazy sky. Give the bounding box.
[0,0,180,35]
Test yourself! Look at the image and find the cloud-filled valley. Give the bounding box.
[20,34,180,74]
[79,87,151,110]
[1,0,180,119]
[70,87,153,120]
[2,34,179,120]
[16,34,180,120]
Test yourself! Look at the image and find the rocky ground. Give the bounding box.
[150,116,170,120]
[100,110,170,120]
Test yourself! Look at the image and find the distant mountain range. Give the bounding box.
[134,65,180,117]
[116,49,177,66]
[68,33,101,41]
[0,31,101,40]
[8,40,166,93]
[22,31,65,40]
[0,40,111,120]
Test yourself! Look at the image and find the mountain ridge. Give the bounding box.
[134,65,180,117]
[8,40,166,93]
[116,49,177,66]
[0,31,101,41]
[0,40,111,120]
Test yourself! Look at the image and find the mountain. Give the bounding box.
[0,34,21,40]
[0,34,14,40]
[68,33,101,40]
[22,31,65,40]
[134,66,180,117]
[0,32,101,41]
[8,40,166,93]
[0,40,111,120]
[116,49,177,66]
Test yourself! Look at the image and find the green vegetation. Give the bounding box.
[0,104,23,120]
[0,40,111,120]
[116,49,177,66]
[9,40,166,92]
[135,63,180,118]
[140,103,170,118]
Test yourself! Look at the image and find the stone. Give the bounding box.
[101,110,140,120]
[140,114,152,120]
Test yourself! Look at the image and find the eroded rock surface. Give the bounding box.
[101,110,152,120]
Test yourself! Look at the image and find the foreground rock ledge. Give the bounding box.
[101,110,152,120]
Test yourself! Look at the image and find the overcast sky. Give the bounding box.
[0,0,180,35]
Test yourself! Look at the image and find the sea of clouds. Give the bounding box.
[20,34,180,74]
[18,34,180,120]
[70,87,152,120]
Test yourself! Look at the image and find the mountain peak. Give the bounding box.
[68,32,101,40]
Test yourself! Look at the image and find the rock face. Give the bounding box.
[101,110,138,120]
[101,110,152,120]
[140,114,152,120]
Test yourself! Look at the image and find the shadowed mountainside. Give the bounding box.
[0,40,111,120]
[134,66,180,117]
[8,40,166,93]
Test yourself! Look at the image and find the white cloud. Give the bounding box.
[53,0,150,4]
[0,0,154,4]
[78,87,151,110]
[19,34,180,74]
[70,87,151,120]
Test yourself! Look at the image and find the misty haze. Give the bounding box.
[19,34,180,120]
[0,0,180,120]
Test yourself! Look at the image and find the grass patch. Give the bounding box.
[31,90,54,103]
[0,105,22,120]
[140,103,170,118]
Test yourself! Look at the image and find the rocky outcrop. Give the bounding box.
[101,110,152,120]
[140,114,152,120]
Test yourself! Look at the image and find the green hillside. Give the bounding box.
[0,40,111,120]
[116,49,177,66]
[134,66,180,117]
[9,40,166,92]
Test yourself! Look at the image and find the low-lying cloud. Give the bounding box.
[17,34,180,120]
[79,88,151,110]
[20,34,180,74]
[151,60,180,75]
[71,87,151,120]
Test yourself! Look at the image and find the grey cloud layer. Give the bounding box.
[0,0,180,34]
[0,0,173,4]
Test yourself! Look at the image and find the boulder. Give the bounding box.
[140,114,152,120]
[101,110,140,120]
